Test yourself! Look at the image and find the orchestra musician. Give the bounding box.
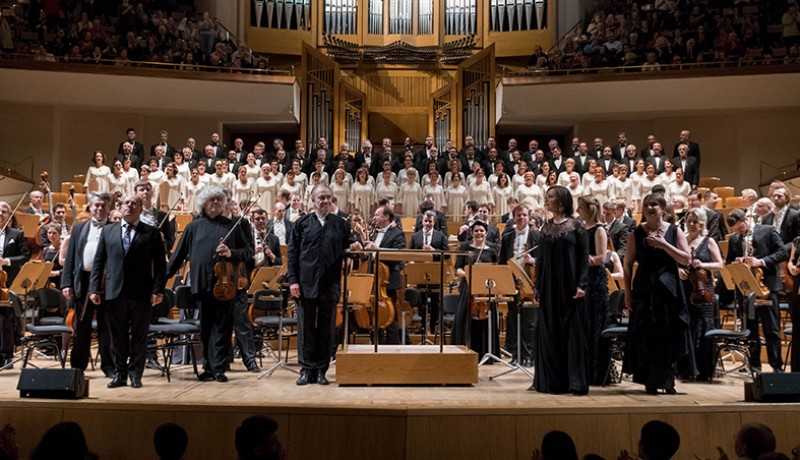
[166,186,254,383]
[289,185,355,386]
[252,209,282,269]
[134,180,176,255]
[498,204,539,368]
[0,201,31,369]
[408,210,449,333]
[725,209,787,373]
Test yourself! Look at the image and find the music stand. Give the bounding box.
[405,262,447,345]
[490,259,537,381]
[10,261,52,330]
[718,263,767,374]
[256,266,298,379]
[468,264,517,369]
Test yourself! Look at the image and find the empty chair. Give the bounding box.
[252,289,298,377]
[148,288,201,381]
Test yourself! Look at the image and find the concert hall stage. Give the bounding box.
[0,359,797,460]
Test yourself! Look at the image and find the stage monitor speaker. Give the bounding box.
[17,368,89,399]
[752,372,800,402]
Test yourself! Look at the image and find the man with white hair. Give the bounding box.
[166,186,254,382]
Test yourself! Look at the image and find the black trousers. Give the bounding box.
[106,295,152,380]
[195,293,234,375]
[232,290,257,365]
[505,301,536,361]
[297,297,335,373]
[70,276,114,374]
[746,292,783,370]
[0,308,16,362]
[791,275,800,372]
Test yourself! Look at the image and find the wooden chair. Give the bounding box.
[447,221,463,237]
[49,192,68,205]
[697,187,710,197]
[698,177,721,189]
[725,196,745,210]
[400,217,416,232]
[73,193,87,208]
[714,187,735,205]
[73,175,86,186]
[174,213,193,233]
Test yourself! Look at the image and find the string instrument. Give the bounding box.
[0,192,28,301]
[742,227,770,298]
[470,245,490,320]
[687,247,714,305]
[68,185,77,223]
[350,223,396,330]
[212,191,260,301]
[39,172,54,224]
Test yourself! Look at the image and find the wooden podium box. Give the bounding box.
[336,345,478,385]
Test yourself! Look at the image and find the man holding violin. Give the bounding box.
[0,201,31,369]
[166,186,253,383]
[725,209,787,373]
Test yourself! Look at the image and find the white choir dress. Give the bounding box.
[397,181,423,216]
[159,176,186,212]
[184,180,205,214]
[584,179,611,208]
[423,183,447,212]
[375,181,399,204]
[176,163,191,183]
[568,184,584,214]
[659,171,676,186]
[637,176,662,200]
[107,173,128,198]
[84,165,111,193]
[630,170,647,199]
[122,167,139,193]
[666,180,692,204]
[208,172,235,190]
[557,171,573,188]
[515,183,544,207]
[610,178,635,207]
[446,183,468,215]
[493,185,514,217]
[330,181,351,211]
[233,178,255,205]
[468,181,495,208]
[444,171,466,188]
[350,182,375,214]
[255,175,280,214]
[244,164,261,181]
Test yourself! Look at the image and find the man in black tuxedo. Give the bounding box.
[186,137,201,163]
[603,201,630,261]
[598,146,618,176]
[351,205,407,344]
[118,141,143,170]
[414,135,435,169]
[499,205,539,366]
[573,142,593,175]
[150,145,169,171]
[760,187,800,245]
[621,144,641,177]
[726,209,787,373]
[645,142,667,174]
[210,132,228,160]
[409,210,449,333]
[231,138,249,164]
[702,191,728,242]
[61,192,114,376]
[673,130,701,168]
[476,204,501,245]
[673,143,699,188]
[639,134,657,158]
[414,198,448,233]
[88,194,166,389]
[459,145,482,175]
[252,209,282,269]
[134,181,176,256]
[270,202,293,246]
[150,130,176,159]
[611,132,628,162]
[118,128,145,168]
[355,140,377,176]
[289,185,355,385]
[0,201,31,367]
[201,145,217,170]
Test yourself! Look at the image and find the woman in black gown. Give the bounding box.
[577,195,610,386]
[679,207,723,380]
[530,186,589,395]
[623,193,692,395]
[453,220,499,359]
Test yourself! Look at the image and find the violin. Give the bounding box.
[687,248,714,305]
[213,256,237,301]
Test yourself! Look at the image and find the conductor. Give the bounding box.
[288,185,355,386]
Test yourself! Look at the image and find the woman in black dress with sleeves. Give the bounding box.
[530,186,590,395]
[623,192,693,395]
[453,220,499,360]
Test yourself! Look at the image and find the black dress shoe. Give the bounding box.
[107,376,127,388]
[198,372,216,382]
[645,387,658,395]
[664,387,677,395]
[296,369,310,386]
[316,371,330,385]
[522,358,534,368]
[246,361,261,373]
[146,357,164,371]
[215,373,228,382]
[131,377,142,389]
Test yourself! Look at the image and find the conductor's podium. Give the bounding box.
[335,345,478,385]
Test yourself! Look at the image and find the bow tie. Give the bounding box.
[91,220,104,228]
[515,230,526,236]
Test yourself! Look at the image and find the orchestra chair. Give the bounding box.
[49,192,68,206]
[73,193,87,209]
[13,291,72,369]
[725,196,745,210]
[698,177,722,189]
[436,293,460,344]
[72,175,86,186]
[36,288,66,327]
[402,288,425,343]
[174,213,193,233]
[783,327,793,372]
[60,182,73,194]
[400,217,416,232]
[447,221,463,237]
[705,293,755,381]
[713,186,735,206]
[251,289,298,376]
[600,290,627,385]
[147,288,201,382]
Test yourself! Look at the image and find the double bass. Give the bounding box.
[348,219,395,331]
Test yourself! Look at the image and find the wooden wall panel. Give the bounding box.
[288,414,407,460]
[514,413,633,460]
[342,70,454,110]
[406,414,517,460]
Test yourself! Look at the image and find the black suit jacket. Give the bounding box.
[726,225,788,291]
[573,154,593,175]
[704,206,729,242]
[608,219,630,260]
[118,140,145,169]
[60,220,98,299]
[498,228,540,265]
[212,143,230,160]
[548,157,567,175]
[414,210,448,233]
[673,140,701,166]
[287,212,355,301]
[598,158,618,176]
[760,207,800,245]
[354,151,378,176]
[1,228,30,285]
[611,145,627,163]
[672,155,699,187]
[375,226,407,290]
[89,221,166,302]
[409,229,448,251]
[150,142,176,158]
[646,155,667,174]
[621,156,641,176]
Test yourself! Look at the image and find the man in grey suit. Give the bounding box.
[89,194,166,389]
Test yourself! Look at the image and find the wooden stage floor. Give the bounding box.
[0,357,798,459]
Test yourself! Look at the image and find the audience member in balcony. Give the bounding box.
[783,2,800,46]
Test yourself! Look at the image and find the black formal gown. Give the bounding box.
[624,224,692,392]
[585,224,609,386]
[452,242,499,359]
[679,236,716,380]
[532,218,589,394]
